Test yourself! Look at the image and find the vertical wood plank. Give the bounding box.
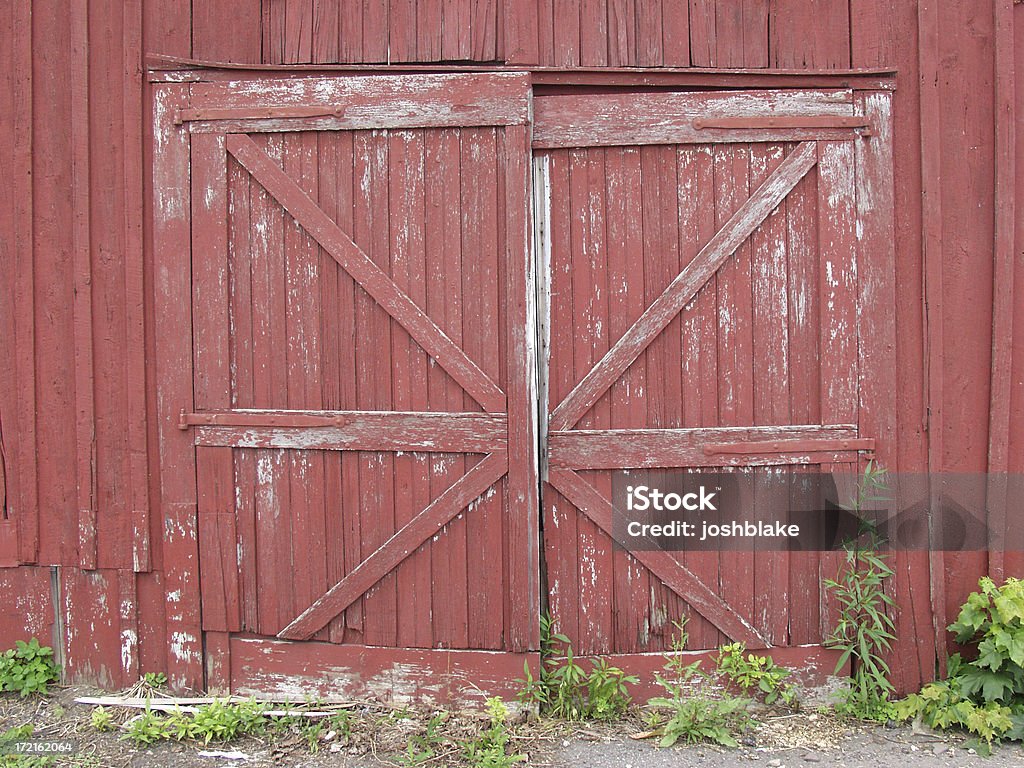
[191,132,241,639]
[312,0,341,62]
[849,0,897,68]
[855,92,927,688]
[288,132,329,640]
[389,0,419,61]
[635,0,663,66]
[544,150,580,646]
[917,0,946,671]
[605,147,647,652]
[123,0,151,573]
[661,0,690,66]
[462,128,503,649]
[502,122,540,652]
[118,569,140,683]
[771,0,850,68]
[285,0,315,62]
[354,130,397,646]
[262,0,286,63]
[582,148,613,656]
[443,0,473,60]
[72,0,97,571]
[249,134,292,634]
[816,139,858,642]
[607,0,636,66]
[749,144,790,646]
[334,131,363,637]
[405,133,434,650]
[640,144,682,647]
[418,0,443,60]
[152,83,203,689]
[579,0,609,66]
[427,128,469,649]
[714,144,755,641]
[688,0,715,66]
[388,130,427,648]
[678,143,722,650]
[472,0,499,60]
[568,148,595,652]
[553,0,581,67]
[12,0,38,564]
[338,0,365,63]
[143,0,191,57]
[192,0,262,63]
[504,0,540,64]
[986,0,1016,582]
[785,161,821,647]
[714,0,745,67]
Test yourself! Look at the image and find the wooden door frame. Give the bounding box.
[530,87,897,667]
[152,72,540,694]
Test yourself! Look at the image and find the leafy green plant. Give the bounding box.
[647,618,750,748]
[188,699,268,744]
[823,461,897,720]
[122,707,173,746]
[399,712,448,766]
[121,698,269,746]
[461,698,526,768]
[517,613,636,720]
[90,706,114,732]
[142,672,167,689]
[0,638,60,697]
[895,577,1024,746]
[716,643,799,708]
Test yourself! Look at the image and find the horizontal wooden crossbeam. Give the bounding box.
[548,425,866,469]
[190,410,507,453]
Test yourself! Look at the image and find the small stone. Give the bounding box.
[933,743,949,756]
[968,748,977,755]
[909,745,919,752]
[803,755,821,763]
[808,713,818,721]
[768,759,782,767]
[561,740,570,747]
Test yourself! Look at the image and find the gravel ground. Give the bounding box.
[3,687,1024,767]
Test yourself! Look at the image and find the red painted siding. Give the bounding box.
[0,0,1018,697]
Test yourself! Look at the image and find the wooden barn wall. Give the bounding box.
[0,0,1018,693]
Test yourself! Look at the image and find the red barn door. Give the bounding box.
[152,73,539,699]
[532,89,895,664]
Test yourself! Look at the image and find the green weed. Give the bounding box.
[716,642,799,708]
[647,618,750,748]
[517,613,637,720]
[0,639,59,697]
[895,576,1024,746]
[461,698,526,768]
[824,461,897,721]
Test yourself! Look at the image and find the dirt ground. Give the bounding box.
[2,686,1023,768]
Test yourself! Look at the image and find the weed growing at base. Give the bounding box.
[517,613,637,720]
[824,461,897,721]
[896,576,1024,750]
[716,642,799,708]
[647,618,750,747]
[0,638,60,697]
